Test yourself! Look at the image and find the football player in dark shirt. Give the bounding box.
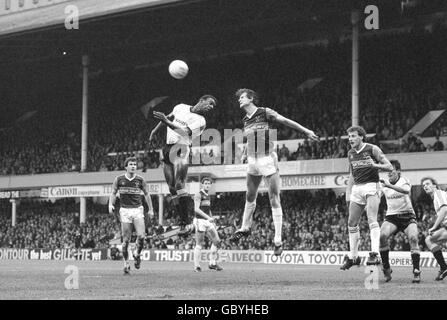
[192,177,223,272]
[109,157,154,274]
[340,126,392,270]
[229,88,318,256]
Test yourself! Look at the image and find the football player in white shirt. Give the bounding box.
[421,177,447,281]
[149,95,217,235]
[379,160,421,283]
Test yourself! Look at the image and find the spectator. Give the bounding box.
[279,144,290,161]
[433,136,444,151]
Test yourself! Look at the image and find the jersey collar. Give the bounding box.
[245,107,258,119]
[125,173,136,181]
[353,143,367,154]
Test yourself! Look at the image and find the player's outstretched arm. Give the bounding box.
[267,108,319,141]
[149,111,175,142]
[371,146,393,172]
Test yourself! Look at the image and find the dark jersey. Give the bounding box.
[195,189,210,219]
[113,174,146,208]
[348,143,381,184]
[243,107,279,158]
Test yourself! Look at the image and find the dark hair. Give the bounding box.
[421,176,438,187]
[235,88,259,105]
[201,176,212,184]
[390,160,401,171]
[124,156,137,167]
[199,95,218,106]
[347,126,367,140]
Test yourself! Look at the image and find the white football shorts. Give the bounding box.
[120,206,144,224]
[247,152,278,177]
[350,182,381,206]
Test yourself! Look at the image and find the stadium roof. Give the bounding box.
[0,0,446,88]
[0,0,416,70]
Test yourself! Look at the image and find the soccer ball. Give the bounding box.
[168,60,189,79]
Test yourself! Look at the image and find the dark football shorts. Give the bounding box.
[162,144,190,165]
[384,212,417,232]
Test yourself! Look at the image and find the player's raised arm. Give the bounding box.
[194,192,212,221]
[109,177,119,214]
[371,145,393,172]
[149,110,175,142]
[153,108,192,137]
[266,108,319,141]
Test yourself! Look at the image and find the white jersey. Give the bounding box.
[382,176,415,216]
[166,104,206,145]
[433,189,447,226]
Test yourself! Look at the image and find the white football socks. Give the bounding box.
[194,245,201,268]
[369,222,380,253]
[210,244,218,265]
[272,207,283,246]
[348,226,360,259]
[241,200,256,230]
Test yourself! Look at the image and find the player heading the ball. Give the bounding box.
[150,95,217,235]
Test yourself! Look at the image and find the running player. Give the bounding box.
[229,88,318,256]
[193,177,223,272]
[379,160,421,283]
[421,177,447,281]
[149,95,217,235]
[109,156,154,274]
[341,126,393,270]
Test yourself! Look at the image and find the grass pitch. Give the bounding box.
[0,260,446,300]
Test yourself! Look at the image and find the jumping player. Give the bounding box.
[341,125,393,270]
[109,156,154,274]
[379,160,421,283]
[421,177,447,281]
[229,88,318,256]
[193,177,223,272]
[149,95,217,235]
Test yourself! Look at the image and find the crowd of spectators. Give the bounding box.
[1,28,447,175]
[0,188,438,253]
[0,200,118,249]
